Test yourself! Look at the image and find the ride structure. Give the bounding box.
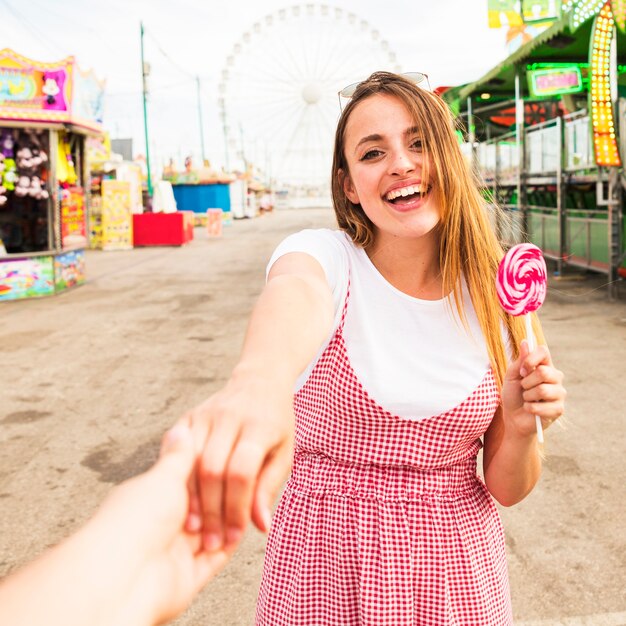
[218,3,401,199]
[444,0,626,297]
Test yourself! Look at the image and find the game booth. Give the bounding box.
[163,158,234,230]
[0,49,105,301]
[87,134,142,252]
[443,1,626,296]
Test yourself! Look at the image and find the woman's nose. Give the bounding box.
[388,149,416,175]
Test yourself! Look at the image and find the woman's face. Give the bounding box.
[341,94,441,246]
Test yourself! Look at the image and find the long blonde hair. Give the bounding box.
[331,72,541,386]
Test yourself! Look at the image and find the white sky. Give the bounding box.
[0,0,510,178]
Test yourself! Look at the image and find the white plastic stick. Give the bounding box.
[524,314,544,444]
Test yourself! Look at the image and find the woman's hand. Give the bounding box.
[183,369,295,553]
[500,340,566,439]
[484,341,566,505]
[182,253,334,554]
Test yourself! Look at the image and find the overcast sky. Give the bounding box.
[0,0,510,177]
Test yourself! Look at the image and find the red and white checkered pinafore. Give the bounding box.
[256,284,513,625]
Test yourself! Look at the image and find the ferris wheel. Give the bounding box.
[218,3,401,192]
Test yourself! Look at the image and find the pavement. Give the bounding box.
[1,207,625,625]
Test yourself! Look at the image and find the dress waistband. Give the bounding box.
[289,453,482,503]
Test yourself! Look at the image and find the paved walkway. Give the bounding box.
[1,208,624,625]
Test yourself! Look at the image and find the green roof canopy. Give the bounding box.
[444,16,626,108]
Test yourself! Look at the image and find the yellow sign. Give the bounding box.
[101,180,133,250]
[488,0,524,27]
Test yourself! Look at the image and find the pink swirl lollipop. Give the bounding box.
[496,243,547,315]
[496,243,548,442]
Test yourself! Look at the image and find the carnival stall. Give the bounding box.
[443,0,625,296]
[0,49,104,301]
[164,158,234,223]
[87,135,142,251]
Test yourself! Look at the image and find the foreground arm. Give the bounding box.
[0,424,234,626]
[483,341,566,506]
[184,253,335,551]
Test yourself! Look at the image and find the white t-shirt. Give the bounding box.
[267,228,494,421]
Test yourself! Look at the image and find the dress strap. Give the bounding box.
[336,273,351,334]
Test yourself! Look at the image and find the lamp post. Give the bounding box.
[140,21,153,196]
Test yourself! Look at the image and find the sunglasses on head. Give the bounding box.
[337,71,431,110]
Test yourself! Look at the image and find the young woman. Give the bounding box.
[184,71,566,625]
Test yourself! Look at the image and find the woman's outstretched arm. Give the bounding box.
[183,252,335,551]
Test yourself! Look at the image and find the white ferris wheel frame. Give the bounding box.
[217,3,402,193]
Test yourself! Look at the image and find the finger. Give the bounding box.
[178,410,210,534]
[198,423,240,551]
[523,400,565,421]
[520,344,553,377]
[185,475,203,533]
[522,382,566,404]
[190,543,237,596]
[520,364,564,390]
[157,423,196,480]
[251,444,293,533]
[223,437,271,546]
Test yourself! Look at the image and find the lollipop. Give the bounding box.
[496,243,547,442]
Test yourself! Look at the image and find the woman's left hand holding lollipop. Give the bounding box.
[496,245,566,440]
[500,340,566,440]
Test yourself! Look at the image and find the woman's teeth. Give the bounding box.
[385,185,430,202]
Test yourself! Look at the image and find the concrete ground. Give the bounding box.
[1,207,625,625]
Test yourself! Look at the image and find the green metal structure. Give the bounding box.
[443,9,626,297]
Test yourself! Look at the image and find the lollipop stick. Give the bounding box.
[524,314,544,444]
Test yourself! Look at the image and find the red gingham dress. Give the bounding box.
[256,284,513,625]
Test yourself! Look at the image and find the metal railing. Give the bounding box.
[472,109,594,177]
[563,111,594,171]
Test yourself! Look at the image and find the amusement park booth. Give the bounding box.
[0,49,105,301]
[443,2,626,297]
[165,161,233,220]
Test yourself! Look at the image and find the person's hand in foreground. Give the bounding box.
[0,423,235,626]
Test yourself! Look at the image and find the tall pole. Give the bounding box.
[140,21,153,196]
[515,70,526,241]
[196,76,206,163]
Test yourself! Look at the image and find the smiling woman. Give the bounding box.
[183,71,566,626]
[340,95,441,259]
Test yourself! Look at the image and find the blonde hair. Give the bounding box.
[331,71,542,386]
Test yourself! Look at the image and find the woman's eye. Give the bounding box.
[361,149,382,161]
[411,139,423,151]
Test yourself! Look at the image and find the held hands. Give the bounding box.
[501,340,566,439]
[182,367,295,553]
[0,423,235,626]
[88,424,235,626]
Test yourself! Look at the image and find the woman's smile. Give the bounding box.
[383,181,433,211]
[342,93,441,244]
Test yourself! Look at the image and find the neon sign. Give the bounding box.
[527,66,583,96]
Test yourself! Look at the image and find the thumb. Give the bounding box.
[252,446,292,533]
[156,423,196,481]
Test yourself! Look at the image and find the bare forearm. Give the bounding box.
[0,523,150,626]
[234,273,334,386]
[484,421,542,507]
